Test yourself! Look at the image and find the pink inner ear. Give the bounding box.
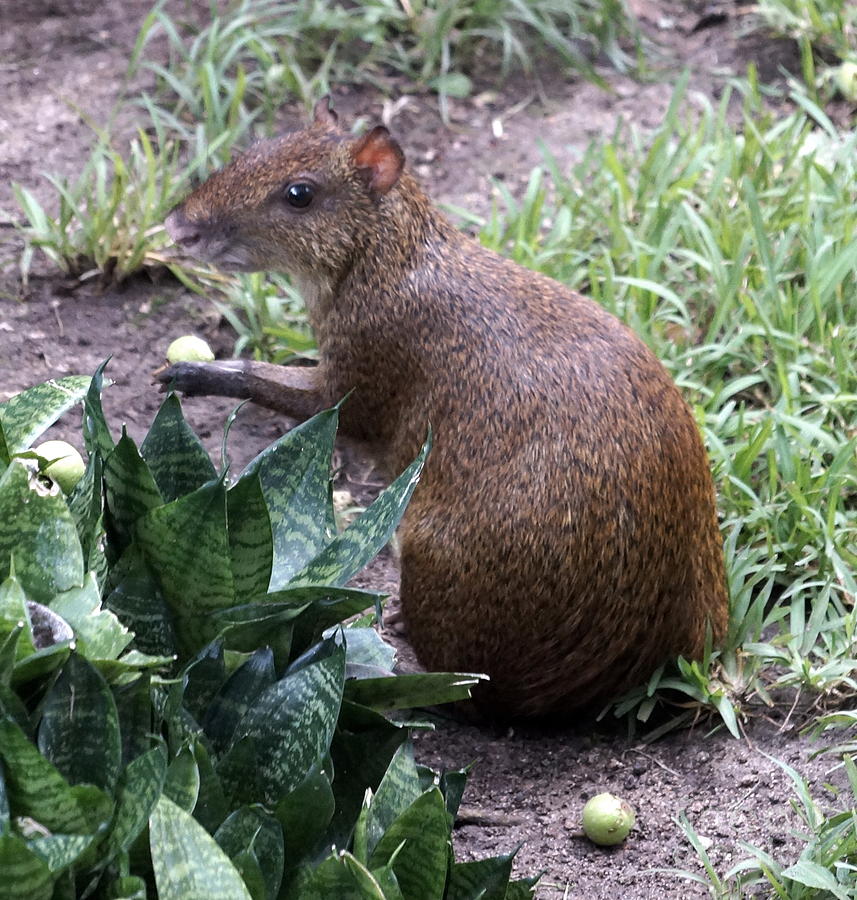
[353,127,405,196]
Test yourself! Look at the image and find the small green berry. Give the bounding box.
[581,792,635,846]
[34,440,86,494]
[166,335,215,364]
[833,62,857,102]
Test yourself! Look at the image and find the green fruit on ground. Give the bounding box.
[34,440,86,493]
[166,335,215,364]
[581,792,636,846]
[834,62,857,101]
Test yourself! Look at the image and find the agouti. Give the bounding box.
[158,98,728,720]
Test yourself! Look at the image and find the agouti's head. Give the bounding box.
[165,98,405,278]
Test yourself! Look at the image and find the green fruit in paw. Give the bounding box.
[166,335,215,364]
[34,440,86,493]
[834,62,857,101]
[581,792,635,846]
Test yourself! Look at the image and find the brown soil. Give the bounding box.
[0,1,849,897]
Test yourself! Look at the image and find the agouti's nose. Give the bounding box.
[165,209,201,249]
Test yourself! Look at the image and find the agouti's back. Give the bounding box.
[162,99,728,719]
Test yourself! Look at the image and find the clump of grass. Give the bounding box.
[131,0,639,123]
[13,105,243,286]
[477,72,857,734]
[755,0,857,65]
[215,272,316,362]
[671,755,857,897]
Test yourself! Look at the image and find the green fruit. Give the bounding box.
[166,335,215,364]
[834,62,857,102]
[34,440,86,494]
[581,792,635,846]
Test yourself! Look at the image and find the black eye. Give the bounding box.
[285,182,315,209]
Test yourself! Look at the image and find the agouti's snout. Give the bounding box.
[165,208,201,250]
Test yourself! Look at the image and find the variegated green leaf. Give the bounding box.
[286,586,383,656]
[231,849,267,900]
[505,876,541,898]
[216,736,261,810]
[209,603,299,664]
[0,718,98,833]
[291,437,429,587]
[192,738,229,835]
[446,852,517,900]
[0,575,36,661]
[0,376,90,455]
[37,653,121,794]
[293,850,387,899]
[0,754,9,830]
[140,393,217,502]
[237,408,338,591]
[438,767,468,820]
[0,420,9,468]
[0,833,53,900]
[181,639,227,722]
[106,747,167,858]
[214,806,284,900]
[104,547,177,658]
[150,795,253,900]
[369,862,405,900]
[51,574,131,660]
[229,633,345,804]
[0,460,84,604]
[274,763,335,871]
[66,450,103,566]
[343,627,397,671]
[163,745,200,813]
[227,473,273,605]
[202,648,276,756]
[328,715,410,852]
[104,429,163,547]
[11,641,72,687]
[362,743,422,861]
[107,875,147,900]
[136,479,235,655]
[344,672,483,711]
[81,360,114,459]
[26,833,94,874]
[369,788,450,900]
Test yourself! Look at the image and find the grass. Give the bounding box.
[671,755,857,897]
[132,0,638,121]
[751,0,857,103]
[12,104,244,287]
[755,0,857,65]
[216,272,316,362]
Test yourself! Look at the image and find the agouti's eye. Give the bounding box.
[285,182,315,209]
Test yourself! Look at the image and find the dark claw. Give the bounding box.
[151,360,249,400]
[152,361,210,395]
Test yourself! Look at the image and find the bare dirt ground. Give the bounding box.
[0,1,852,897]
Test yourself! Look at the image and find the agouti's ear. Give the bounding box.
[312,96,339,129]
[351,126,405,198]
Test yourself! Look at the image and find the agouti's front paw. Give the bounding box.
[382,601,408,636]
[152,360,248,398]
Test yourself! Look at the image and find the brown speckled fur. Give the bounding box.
[162,100,728,720]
